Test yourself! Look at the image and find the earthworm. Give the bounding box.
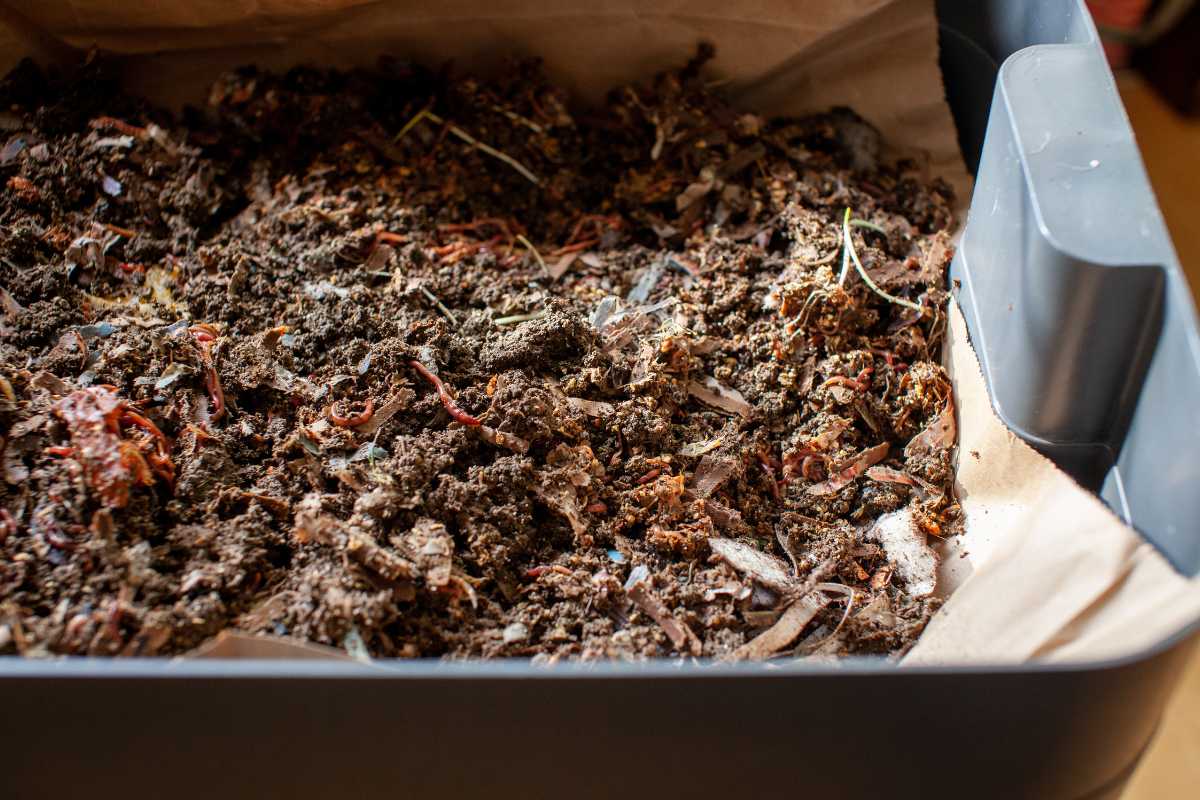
[188,326,225,420]
[328,398,376,428]
[409,360,481,426]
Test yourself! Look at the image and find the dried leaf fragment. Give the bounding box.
[687,375,752,418]
[691,454,737,499]
[356,388,414,435]
[905,398,956,458]
[566,397,616,417]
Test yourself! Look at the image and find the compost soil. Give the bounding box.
[0,51,960,661]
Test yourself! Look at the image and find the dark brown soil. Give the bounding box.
[0,51,959,662]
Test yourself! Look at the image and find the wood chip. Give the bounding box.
[477,424,530,454]
[345,529,416,583]
[729,592,830,660]
[679,437,722,457]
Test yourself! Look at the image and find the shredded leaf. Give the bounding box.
[687,376,752,418]
[905,398,957,458]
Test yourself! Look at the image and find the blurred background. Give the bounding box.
[1087,1,1200,795]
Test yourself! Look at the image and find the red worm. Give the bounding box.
[328,398,376,428]
[188,323,219,343]
[409,360,481,426]
[189,326,225,420]
[89,116,146,138]
[202,363,225,420]
[120,409,175,484]
[636,468,662,485]
[120,409,170,452]
[823,375,867,392]
[549,237,599,257]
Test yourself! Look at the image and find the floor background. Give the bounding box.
[1113,72,1200,799]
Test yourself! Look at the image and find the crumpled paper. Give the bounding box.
[2,0,1195,664]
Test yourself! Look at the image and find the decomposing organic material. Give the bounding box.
[0,49,958,660]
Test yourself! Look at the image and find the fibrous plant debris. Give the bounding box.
[0,49,959,662]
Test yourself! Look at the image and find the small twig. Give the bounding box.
[839,208,923,313]
[516,234,546,271]
[422,110,541,186]
[849,219,887,235]
[813,583,857,645]
[395,106,433,141]
[419,286,458,328]
[70,329,89,369]
[494,308,547,326]
[838,208,853,286]
[490,104,545,134]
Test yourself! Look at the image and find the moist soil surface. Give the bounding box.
[0,52,960,661]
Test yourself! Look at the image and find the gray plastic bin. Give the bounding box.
[2,2,1198,799]
[943,0,1200,574]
